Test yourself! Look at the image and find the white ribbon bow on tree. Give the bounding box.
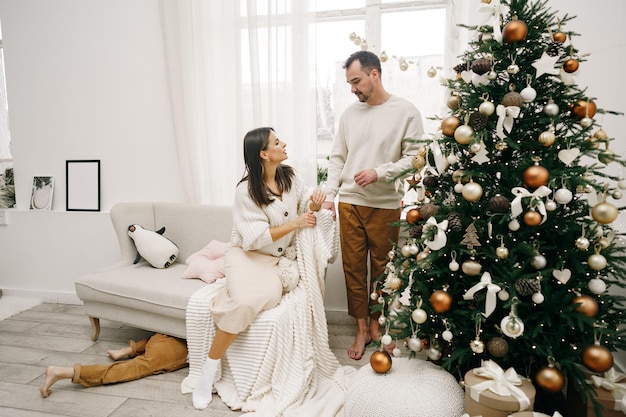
[478,0,508,43]
[470,360,531,411]
[423,217,448,250]
[463,272,501,317]
[511,186,552,224]
[591,368,626,412]
[496,104,521,140]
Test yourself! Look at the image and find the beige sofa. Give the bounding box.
[75,202,232,341]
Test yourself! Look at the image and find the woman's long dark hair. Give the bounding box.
[238,127,294,207]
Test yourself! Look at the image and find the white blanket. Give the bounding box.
[182,209,356,416]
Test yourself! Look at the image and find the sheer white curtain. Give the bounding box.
[159,0,316,206]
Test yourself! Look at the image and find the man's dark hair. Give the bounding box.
[343,50,382,75]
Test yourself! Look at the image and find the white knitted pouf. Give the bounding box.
[345,357,465,417]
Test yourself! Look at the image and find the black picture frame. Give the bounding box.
[66,160,100,211]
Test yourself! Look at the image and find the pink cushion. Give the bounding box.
[181,240,229,283]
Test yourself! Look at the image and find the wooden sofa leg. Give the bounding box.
[89,316,101,341]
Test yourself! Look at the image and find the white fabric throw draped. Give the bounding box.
[182,209,356,416]
[159,0,317,206]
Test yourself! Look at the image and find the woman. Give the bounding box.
[192,127,326,410]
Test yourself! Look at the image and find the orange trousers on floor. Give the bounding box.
[338,202,400,319]
[72,333,188,387]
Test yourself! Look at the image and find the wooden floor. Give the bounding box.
[0,302,379,417]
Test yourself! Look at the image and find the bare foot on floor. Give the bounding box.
[107,346,132,360]
[40,366,73,398]
[348,331,372,360]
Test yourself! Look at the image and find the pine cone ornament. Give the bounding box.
[453,62,466,74]
[515,278,541,296]
[410,225,423,239]
[446,211,463,232]
[419,203,439,220]
[488,195,511,213]
[422,176,439,189]
[469,112,488,131]
[471,58,491,75]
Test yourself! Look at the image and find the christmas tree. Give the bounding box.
[376,0,626,414]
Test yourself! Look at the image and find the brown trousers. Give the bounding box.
[73,333,188,387]
[338,202,400,319]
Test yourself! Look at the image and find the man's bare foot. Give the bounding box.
[348,318,372,360]
[39,366,73,398]
[107,345,133,360]
[348,331,372,360]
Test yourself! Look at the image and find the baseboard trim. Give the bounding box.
[0,288,81,305]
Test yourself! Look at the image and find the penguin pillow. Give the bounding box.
[128,224,179,269]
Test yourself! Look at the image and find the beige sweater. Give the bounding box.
[326,94,424,209]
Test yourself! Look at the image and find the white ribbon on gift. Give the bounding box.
[496,104,521,140]
[423,217,448,250]
[510,186,552,224]
[591,368,626,413]
[463,272,501,317]
[470,360,531,411]
[478,0,508,43]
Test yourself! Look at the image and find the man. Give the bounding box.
[322,50,424,360]
[40,333,188,397]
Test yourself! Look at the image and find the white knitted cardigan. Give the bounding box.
[181,209,356,417]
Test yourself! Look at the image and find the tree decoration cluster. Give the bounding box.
[374,0,625,414]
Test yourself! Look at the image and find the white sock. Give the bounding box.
[192,357,220,410]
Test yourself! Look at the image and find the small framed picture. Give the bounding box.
[30,176,54,210]
[66,160,100,212]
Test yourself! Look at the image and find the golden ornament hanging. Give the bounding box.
[441,116,462,137]
[582,344,614,373]
[535,365,565,393]
[454,124,474,145]
[523,165,550,189]
[571,99,597,118]
[563,58,580,73]
[538,129,556,147]
[447,95,460,110]
[406,208,421,225]
[370,350,392,373]
[573,294,599,317]
[502,18,528,43]
[591,201,619,224]
[430,290,453,313]
[523,210,542,227]
[553,31,567,43]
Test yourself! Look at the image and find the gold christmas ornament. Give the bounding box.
[441,116,462,137]
[523,164,550,189]
[523,210,542,227]
[454,124,474,145]
[553,31,567,43]
[571,99,597,118]
[573,294,599,317]
[462,259,482,276]
[370,350,392,373]
[502,18,528,43]
[535,365,565,393]
[447,95,460,110]
[588,252,607,271]
[462,181,483,202]
[406,208,421,225]
[538,129,556,147]
[591,201,619,224]
[593,128,608,140]
[426,66,437,78]
[563,58,580,73]
[411,154,426,170]
[582,344,614,373]
[479,100,495,116]
[430,290,453,313]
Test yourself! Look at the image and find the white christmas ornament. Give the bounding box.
[558,148,580,166]
[408,336,422,352]
[588,278,607,294]
[520,86,537,102]
[555,188,573,204]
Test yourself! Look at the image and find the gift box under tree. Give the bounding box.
[565,368,626,417]
[464,360,536,417]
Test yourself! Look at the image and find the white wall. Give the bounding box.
[0,0,624,321]
[0,0,184,301]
